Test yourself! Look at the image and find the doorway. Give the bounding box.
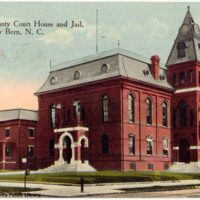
[179,138,190,163]
[63,136,72,163]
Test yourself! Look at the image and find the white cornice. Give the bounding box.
[175,87,200,93]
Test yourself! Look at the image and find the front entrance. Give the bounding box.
[179,138,190,163]
[63,136,72,163]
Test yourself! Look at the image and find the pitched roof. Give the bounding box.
[35,48,173,95]
[166,7,200,66]
[0,109,38,122]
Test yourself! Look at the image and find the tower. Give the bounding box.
[167,7,200,165]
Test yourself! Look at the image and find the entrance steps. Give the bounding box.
[37,160,96,173]
[168,162,200,172]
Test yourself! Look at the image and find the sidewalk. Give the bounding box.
[1,179,200,197]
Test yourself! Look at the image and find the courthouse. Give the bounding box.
[0,7,199,171]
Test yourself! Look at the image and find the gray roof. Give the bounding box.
[35,48,173,95]
[0,109,38,122]
[166,7,200,66]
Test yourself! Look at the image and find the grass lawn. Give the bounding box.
[0,186,41,193]
[0,171,200,185]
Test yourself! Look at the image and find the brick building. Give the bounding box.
[0,7,199,171]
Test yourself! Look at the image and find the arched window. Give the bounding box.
[147,136,153,155]
[178,100,187,127]
[129,134,135,154]
[102,95,108,122]
[163,137,169,156]
[129,94,135,122]
[50,104,56,128]
[147,98,152,124]
[177,42,186,58]
[49,139,55,157]
[102,134,109,154]
[163,101,168,127]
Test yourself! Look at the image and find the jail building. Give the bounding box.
[0,7,200,171]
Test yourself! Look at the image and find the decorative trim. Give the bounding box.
[175,87,200,94]
[54,126,89,133]
[190,145,200,150]
[173,146,179,150]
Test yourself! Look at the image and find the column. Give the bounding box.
[57,147,64,164]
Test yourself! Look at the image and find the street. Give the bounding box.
[84,188,200,198]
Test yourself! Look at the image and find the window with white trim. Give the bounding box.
[163,101,168,127]
[28,146,34,157]
[102,95,108,122]
[50,104,56,128]
[147,98,152,124]
[5,146,11,157]
[129,94,135,122]
[29,128,34,137]
[163,138,169,156]
[129,135,135,154]
[147,136,153,155]
[6,128,10,138]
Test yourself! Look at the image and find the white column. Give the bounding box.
[57,147,64,164]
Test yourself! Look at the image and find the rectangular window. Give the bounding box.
[173,110,177,128]
[148,164,153,169]
[173,73,177,86]
[129,136,135,154]
[199,71,200,84]
[189,70,193,83]
[180,71,186,84]
[67,109,70,122]
[147,140,153,155]
[130,162,136,169]
[164,163,169,169]
[28,146,34,157]
[190,109,194,127]
[102,134,109,154]
[163,139,169,156]
[6,128,10,137]
[29,128,34,137]
[5,146,11,157]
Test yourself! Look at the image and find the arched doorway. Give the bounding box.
[63,136,72,163]
[179,138,190,163]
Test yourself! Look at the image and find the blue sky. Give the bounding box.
[0,2,199,109]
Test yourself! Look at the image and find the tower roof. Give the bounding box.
[166,7,200,67]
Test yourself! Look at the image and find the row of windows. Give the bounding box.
[102,134,169,156]
[5,128,34,138]
[50,95,168,128]
[173,100,194,128]
[6,146,34,158]
[173,70,200,86]
[130,95,168,126]
[173,70,192,86]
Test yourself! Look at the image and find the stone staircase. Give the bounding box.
[168,162,200,172]
[37,160,96,173]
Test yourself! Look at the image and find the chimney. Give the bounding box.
[151,55,160,80]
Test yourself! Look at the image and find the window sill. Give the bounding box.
[129,153,135,156]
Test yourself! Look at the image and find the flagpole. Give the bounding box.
[96,9,98,54]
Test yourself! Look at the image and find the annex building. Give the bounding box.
[0,7,199,172]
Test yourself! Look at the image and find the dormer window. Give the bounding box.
[177,42,186,58]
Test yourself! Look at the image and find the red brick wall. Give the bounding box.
[36,76,173,171]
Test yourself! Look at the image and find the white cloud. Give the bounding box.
[121,22,144,32]
[148,17,169,39]
[37,29,74,48]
